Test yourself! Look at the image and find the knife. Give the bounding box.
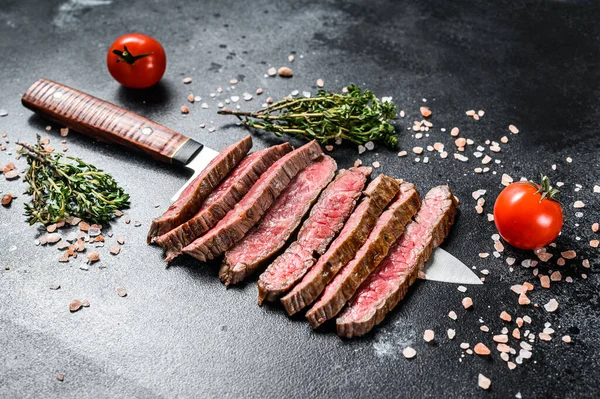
[421,248,482,285]
[21,78,480,285]
[21,78,219,203]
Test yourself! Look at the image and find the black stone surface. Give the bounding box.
[1,1,599,398]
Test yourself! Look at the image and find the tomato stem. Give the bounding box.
[112,45,153,65]
[526,175,560,202]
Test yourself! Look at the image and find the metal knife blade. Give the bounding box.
[171,146,220,202]
[420,247,482,285]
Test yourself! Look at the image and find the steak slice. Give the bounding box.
[305,182,421,328]
[147,136,252,243]
[220,155,337,286]
[337,186,457,338]
[280,174,400,316]
[155,143,292,262]
[257,166,371,305]
[181,141,323,262]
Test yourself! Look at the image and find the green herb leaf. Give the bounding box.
[17,136,130,225]
[218,85,398,147]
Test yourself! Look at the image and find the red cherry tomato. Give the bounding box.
[493,176,563,250]
[107,33,166,89]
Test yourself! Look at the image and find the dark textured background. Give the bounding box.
[1,0,599,398]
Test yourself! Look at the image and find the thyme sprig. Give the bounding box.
[218,85,398,147]
[17,136,130,226]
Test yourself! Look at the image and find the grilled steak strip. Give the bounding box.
[257,166,371,305]
[181,141,323,262]
[220,156,337,286]
[147,136,252,243]
[155,144,292,262]
[280,175,400,316]
[337,186,457,338]
[305,182,421,328]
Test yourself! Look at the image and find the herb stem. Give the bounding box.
[218,85,398,147]
[18,135,129,225]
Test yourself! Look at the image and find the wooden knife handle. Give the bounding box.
[21,78,203,167]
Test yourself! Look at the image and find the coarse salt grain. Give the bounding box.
[413,147,423,154]
[550,271,562,281]
[448,311,457,320]
[509,125,519,134]
[493,335,509,343]
[574,201,585,208]
[544,299,559,312]
[462,297,473,309]
[472,189,486,200]
[494,241,504,252]
[497,343,511,353]
[278,67,293,77]
[478,374,491,390]
[539,333,552,341]
[474,343,490,355]
[447,329,456,339]
[500,311,512,322]
[510,284,523,294]
[420,107,432,117]
[403,347,417,359]
[480,325,489,332]
[562,335,572,343]
[518,293,531,306]
[501,174,514,186]
[424,329,435,342]
[455,138,467,147]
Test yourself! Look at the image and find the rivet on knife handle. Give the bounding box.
[21,78,203,167]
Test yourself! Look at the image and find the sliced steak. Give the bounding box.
[257,166,371,305]
[220,155,337,286]
[155,143,292,262]
[181,141,323,262]
[280,175,400,316]
[337,186,457,338]
[305,182,421,328]
[147,136,252,243]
